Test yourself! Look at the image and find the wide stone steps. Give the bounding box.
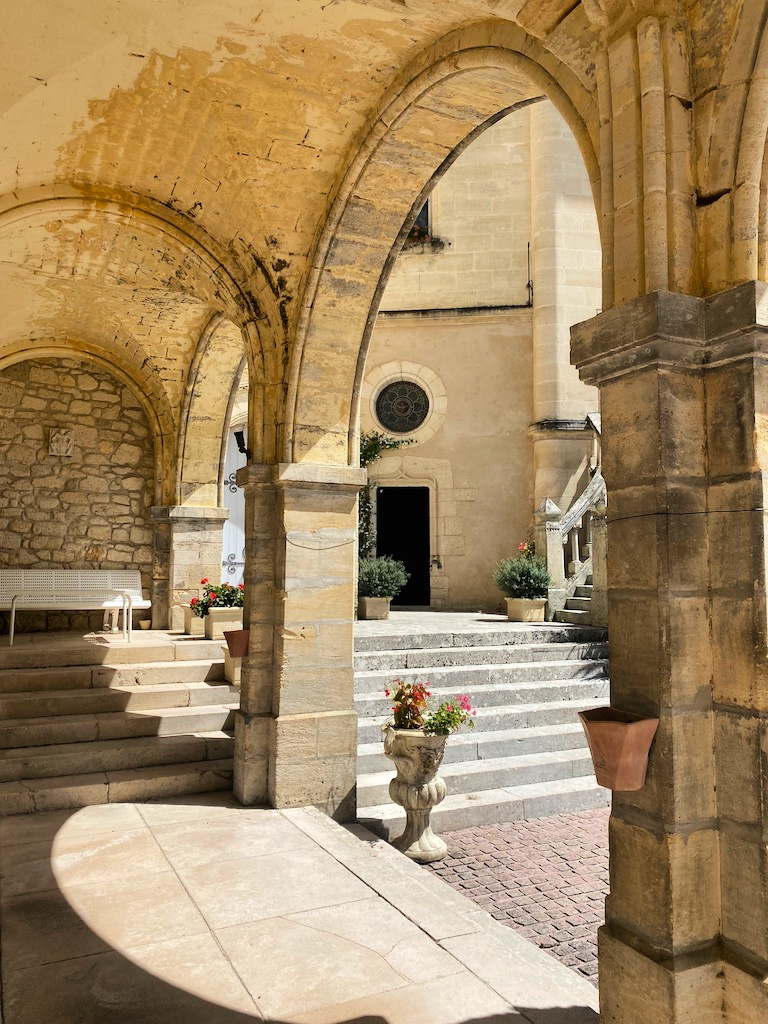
[356,677,609,719]
[355,619,609,832]
[0,701,237,749]
[356,696,608,744]
[0,730,233,784]
[359,775,609,838]
[0,757,234,817]
[357,721,589,773]
[358,748,595,807]
[0,658,225,693]
[354,641,606,672]
[0,635,235,815]
[354,624,605,653]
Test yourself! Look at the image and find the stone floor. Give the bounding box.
[354,610,589,639]
[425,809,610,987]
[0,792,601,1024]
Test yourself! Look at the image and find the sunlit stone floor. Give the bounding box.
[0,793,600,1024]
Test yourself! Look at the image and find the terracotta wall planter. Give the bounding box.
[223,629,250,658]
[505,597,546,621]
[578,707,659,791]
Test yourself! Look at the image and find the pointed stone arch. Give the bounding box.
[285,21,600,468]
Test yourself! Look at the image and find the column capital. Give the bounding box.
[236,462,367,493]
[572,283,768,385]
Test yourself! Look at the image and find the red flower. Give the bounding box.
[238,584,244,590]
[190,597,198,606]
[200,578,209,585]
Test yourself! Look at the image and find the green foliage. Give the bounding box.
[360,430,413,468]
[493,553,552,599]
[190,578,244,618]
[358,556,409,598]
[385,679,476,735]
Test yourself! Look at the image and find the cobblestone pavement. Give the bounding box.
[425,807,609,987]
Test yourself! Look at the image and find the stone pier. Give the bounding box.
[572,283,768,1022]
[234,463,366,821]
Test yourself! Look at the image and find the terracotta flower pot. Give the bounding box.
[383,725,448,863]
[505,597,547,621]
[578,707,659,791]
[223,629,250,658]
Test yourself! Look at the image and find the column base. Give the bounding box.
[598,930,724,1024]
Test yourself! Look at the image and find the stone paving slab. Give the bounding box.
[0,793,600,1023]
[425,807,610,987]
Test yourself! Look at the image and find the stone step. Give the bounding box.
[574,585,594,599]
[354,641,608,673]
[357,722,589,773]
[0,682,237,720]
[0,730,233,783]
[355,677,610,718]
[0,636,226,671]
[354,659,608,695]
[0,658,225,693]
[356,697,605,743]
[0,757,234,816]
[357,748,596,807]
[0,703,237,749]
[565,597,592,612]
[354,624,607,653]
[553,609,592,625]
[358,775,610,838]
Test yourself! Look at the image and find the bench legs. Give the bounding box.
[9,596,17,646]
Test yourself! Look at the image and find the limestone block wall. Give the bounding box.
[380,106,532,311]
[0,357,155,632]
[362,312,533,612]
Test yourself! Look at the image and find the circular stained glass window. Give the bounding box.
[375,380,430,433]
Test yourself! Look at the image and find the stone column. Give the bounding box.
[571,283,768,1023]
[234,462,366,822]
[150,506,229,630]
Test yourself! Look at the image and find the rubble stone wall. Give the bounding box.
[0,357,155,631]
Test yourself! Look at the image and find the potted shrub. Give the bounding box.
[358,556,408,619]
[382,679,475,863]
[190,578,245,639]
[493,542,552,621]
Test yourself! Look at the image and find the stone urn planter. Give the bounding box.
[505,597,547,622]
[183,606,205,637]
[357,596,392,620]
[383,724,448,863]
[204,607,244,640]
[578,707,660,791]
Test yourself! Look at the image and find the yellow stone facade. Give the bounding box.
[3,2,768,1019]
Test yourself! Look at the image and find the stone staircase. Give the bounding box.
[0,636,235,815]
[554,575,595,625]
[355,623,610,838]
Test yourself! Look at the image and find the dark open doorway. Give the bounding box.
[376,486,430,606]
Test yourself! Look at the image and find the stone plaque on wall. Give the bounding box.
[49,429,74,457]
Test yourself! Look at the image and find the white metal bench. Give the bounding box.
[0,569,151,645]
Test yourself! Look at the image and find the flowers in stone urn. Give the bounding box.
[385,680,476,734]
[382,680,475,864]
[190,578,245,618]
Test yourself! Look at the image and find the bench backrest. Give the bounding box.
[0,569,145,606]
